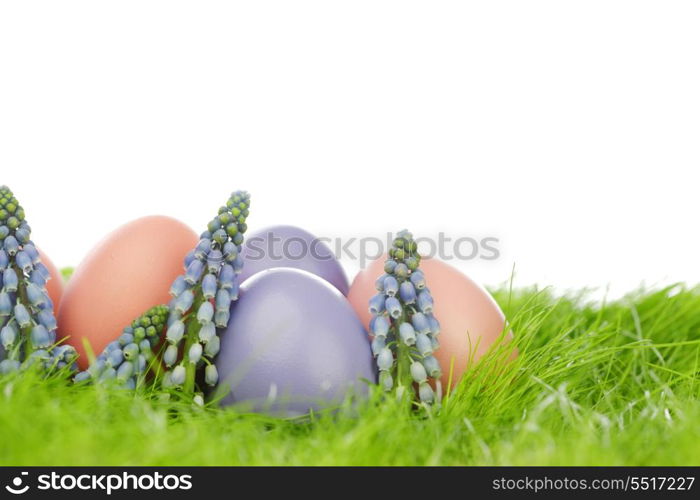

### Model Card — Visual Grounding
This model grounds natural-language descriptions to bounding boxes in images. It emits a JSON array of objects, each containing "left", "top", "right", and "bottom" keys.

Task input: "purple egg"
[
  {"left": 215, "top": 268, "right": 376, "bottom": 416},
  {"left": 239, "top": 225, "right": 349, "bottom": 295}
]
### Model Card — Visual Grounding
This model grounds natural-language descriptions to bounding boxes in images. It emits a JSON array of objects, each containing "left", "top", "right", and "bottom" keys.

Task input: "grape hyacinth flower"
[
  {"left": 0, "top": 185, "right": 77, "bottom": 374},
  {"left": 74, "top": 304, "right": 169, "bottom": 389},
  {"left": 368, "top": 230, "right": 443, "bottom": 407},
  {"left": 162, "top": 190, "right": 250, "bottom": 403}
]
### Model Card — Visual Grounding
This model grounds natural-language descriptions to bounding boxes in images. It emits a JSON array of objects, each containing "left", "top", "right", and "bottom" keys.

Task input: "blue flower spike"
[{"left": 367, "top": 229, "right": 443, "bottom": 408}]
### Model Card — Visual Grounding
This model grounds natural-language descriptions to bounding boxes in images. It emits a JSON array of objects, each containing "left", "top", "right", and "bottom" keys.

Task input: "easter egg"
[
  {"left": 37, "top": 247, "right": 64, "bottom": 310},
  {"left": 57, "top": 216, "right": 198, "bottom": 369},
  {"left": 238, "top": 225, "right": 349, "bottom": 295},
  {"left": 216, "top": 268, "right": 375, "bottom": 416},
  {"left": 348, "top": 257, "right": 514, "bottom": 388}
]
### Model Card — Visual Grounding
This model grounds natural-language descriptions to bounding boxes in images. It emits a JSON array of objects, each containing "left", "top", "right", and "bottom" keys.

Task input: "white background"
[{"left": 1, "top": 1, "right": 698, "bottom": 298}]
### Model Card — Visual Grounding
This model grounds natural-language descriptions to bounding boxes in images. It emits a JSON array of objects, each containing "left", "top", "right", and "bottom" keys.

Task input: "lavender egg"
[
  {"left": 215, "top": 268, "right": 375, "bottom": 416},
  {"left": 239, "top": 225, "right": 349, "bottom": 295}
]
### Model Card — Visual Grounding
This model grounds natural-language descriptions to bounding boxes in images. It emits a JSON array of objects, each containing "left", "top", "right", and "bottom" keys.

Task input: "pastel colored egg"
[
  {"left": 36, "top": 247, "right": 64, "bottom": 310},
  {"left": 238, "top": 225, "right": 349, "bottom": 295},
  {"left": 347, "top": 256, "right": 514, "bottom": 389},
  {"left": 57, "top": 216, "right": 198, "bottom": 369},
  {"left": 216, "top": 268, "right": 375, "bottom": 416}
]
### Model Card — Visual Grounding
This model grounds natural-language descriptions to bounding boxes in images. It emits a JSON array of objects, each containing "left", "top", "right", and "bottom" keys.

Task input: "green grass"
[{"left": 2, "top": 284, "right": 699, "bottom": 466}]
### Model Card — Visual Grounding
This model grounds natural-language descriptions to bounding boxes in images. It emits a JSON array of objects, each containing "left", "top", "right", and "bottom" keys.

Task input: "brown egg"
[
  {"left": 36, "top": 247, "right": 64, "bottom": 311},
  {"left": 57, "top": 216, "right": 198, "bottom": 369},
  {"left": 348, "top": 256, "right": 516, "bottom": 389}
]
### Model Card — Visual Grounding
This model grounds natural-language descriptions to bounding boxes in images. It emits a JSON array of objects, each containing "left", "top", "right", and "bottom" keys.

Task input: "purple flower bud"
[
  {"left": 215, "top": 289, "right": 230, "bottom": 311},
  {"left": 416, "top": 333, "right": 433, "bottom": 356},
  {"left": 422, "top": 355, "right": 442, "bottom": 378},
  {"left": 428, "top": 315, "right": 440, "bottom": 336},
  {"left": 377, "top": 347, "right": 394, "bottom": 371},
  {"left": 198, "top": 321, "right": 216, "bottom": 344},
  {"left": 30, "top": 325, "right": 51, "bottom": 348},
  {"left": 194, "top": 238, "right": 212, "bottom": 260},
  {"left": 232, "top": 254, "right": 244, "bottom": 274},
  {"left": 385, "top": 297, "right": 402, "bottom": 319},
  {"left": 74, "top": 371, "right": 91, "bottom": 383},
  {"left": 394, "top": 263, "right": 409, "bottom": 279},
  {"left": 383, "top": 276, "right": 399, "bottom": 297},
  {"left": 170, "top": 365, "right": 186, "bottom": 386},
  {"left": 185, "top": 259, "right": 204, "bottom": 285},
  {"left": 222, "top": 242, "right": 237, "bottom": 262},
  {"left": 197, "top": 301, "right": 214, "bottom": 324},
  {"left": 29, "top": 270, "right": 47, "bottom": 287},
  {"left": 205, "top": 364, "right": 218, "bottom": 386},
  {"left": 1, "top": 324, "right": 18, "bottom": 348},
  {"left": 0, "top": 292, "right": 12, "bottom": 316},
  {"left": 2, "top": 268, "right": 18, "bottom": 293},
  {"left": 22, "top": 243, "right": 40, "bottom": 264},
  {"left": 15, "top": 227, "right": 30, "bottom": 244},
  {"left": 35, "top": 262, "right": 50, "bottom": 279},
  {"left": 0, "top": 250, "right": 8, "bottom": 270},
  {"left": 411, "top": 361, "right": 428, "bottom": 383},
  {"left": 370, "top": 315, "right": 390, "bottom": 337},
  {"left": 174, "top": 289, "right": 194, "bottom": 314},
  {"left": 369, "top": 293, "right": 385, "bottom": 315},
  {"left": 14, "top": 304, "right": 31, "bottom": 328},
  {"left": 15, "top": 251, "right": 32, "bottom": 273},
  {"left": 107, "top": 348, "right": 124, "bottom": 367},
  {"left": 411, "top": 312, "right": 431, "bottom": 334},
  {"left": 371, "top": 335, "right": 386, "bottom": 356},
  {"left": 410, "top": 270, "right": 426, "bottom": 290},
  {"left": 204, "top": 335, "right": 220, "bottom": 357},
  {"left": 417, "top": 291, "right": 434, "bottom": 314},
  {"left": 214, "top": 308, "right": 230, "bottom": 328},
  {"left": 207, "top": 250, "right": 224, "bottom": 273},
  {"left": 184, "top": 249, "right": 196, "bottom": 267},
  {"left": 3, "top": 235, "right": 19, "bottom": 256},
  {"left": 399, "top": 281, "right": 417, "bottom": 304},
  {"left": 169, "top": 275, "right": 188, "bottom": 297},
  {"left": 384, "top": 260, "right": 397, "bottom": 274},
  {"left": 188, "top": 343, "right": 203, "bottom": 363},
  {"left": 163, "top": 344, "right": 178, "bottom": 367},
  {"left": 0, "top": 359, "right": 20, "bottom": 374},
  {"left": 418, "top": 382, "right": 435, "bottom": 403},
  {"left": 218, "top": 264, "right": 235, "bottom": 290},
  {"left": 123, "top": 343, "right": 139, "bottom": 360},
  {"left": 202, "top": 274, "right": 217, "bottom": 299},
  {"left": 399, "top": 323, "right": 416, "bottom": 346},
  {"left": 117, "top": 361, "right": 134, "bottom": 381},
  {"left": 26, "top": 283, "right": 47, "bottom": 307},
  {"left": 166, "top": 320, "right": 185, "bottom": 345}
]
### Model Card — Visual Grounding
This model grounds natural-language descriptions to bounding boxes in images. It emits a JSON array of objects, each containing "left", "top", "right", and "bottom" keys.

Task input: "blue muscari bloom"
[
  {"left": 383, "top": 276, "right": 399, "bottom": 297},
  {"left": 418, "top": 382, "right": 435, "bottom": 403},
  {"left": 369, "top": 293, "right": 385, "bottom": 315},
  {"left": 416, "top": 333, "right": 433, "bottom": 356},
  {"left": 29, "top": 269, "right": 47, "bottom": 287},
  {"left": 232, "top": 253, "right": 244, "bottom": 274},
  {"left": 0, "top": 359, "right": 20, "bottom": 374},
  {"left": 207, "top": 249, "right": 223, "bottom": 273},
  {"left": 228, "top": 280, "right": 240, "bottom": 301},
  {"left": 137, "top": 355, "right": 146, "bottom": 373},
  {"left": 212, "top": 229, "right": 227, "bottom": 245},
  {"left": 201, "top": 273, "right": 217, "bottom": 299},
  {"left": 107, "top": 349, "right": 124, "bottom": 367},
  {"left": 232, "top": 233, "right": 244, "bottom": 246},
  {"left": 3, "top": 235, "right": 19, "bottom": 256},
  {"left": 0, "top": 250, "right": 8, "bottom": 269},
  {"left": 188, "top": 343, "right": 203, "bottom": 363},
  {"left": 140, "top": 339, "right": 153, "bottom": 360},
  {"left": 39, "top": 295, "right": 54, "bottom": 312},
  {"left": 26, "top": 283, "right": 47, "bottom": 307},
  {"left": 215, "top": 289, "right": 230, "bottom": 311},
  {"left": 371, "top": 335, "right": 386, "bottom": 356},
  {"left": 394, "top": 263, "right": 409, "bottom": 279},
  {"left": 194, "top": 238, "right": 211, "bottom": 260},
  {"left": 14, "top": 304, "right": 31, "bottom": 328},
  {"left": 0, "top": 292, "right": 11, "bottom": 316},
  {"left": 105, "top": 341, "right": 121, "bottom": 352},
  {"left": 99, "top": 367, "right": 117, "bottom": 381},
  {"left": 214, "top": 308, "right": 230, "bottom": 328},
  {"left": 399, "top": 281, "right": 417, "bottom": 304},
  {"left": 428, "top": 315, "right": 440, "bottom": 336},
  {"left": 34, "top": 262, "right": 50, "bottom": 280},
  {"left": 222, "top": 241, "right": 237, "bottom": 262},
  {"left": 398, "top": 322, "right": 416, "bottom": 346},
  {"left": 15, "top": 250, "right": 32, "bottom": 272},
  {"left": 197, "top": 301, "right": 214, "bottom": 324},
  {"left": 417, "top": 290, "right": 434, "bottom": 313},
  {"left": 0, "top": 226, "right": 8, "bottom": 240},
  {"left": 207, "top": 217, "right": 222, "bottom": 233},
  {"left": 370, "top": 315, "right": 390, "bottom": 337},
  {"left": 411, "top": 312, "right": 431, "bottom": 334},
  {"left": 384, "top": 259, "right": 398, "bottom": 274},
  {"left": 117, "top": 362, "right": 134, "bottom": 381},
  {"left": 174, "top": 289, "right": 194, "bottom": 313},
  {"left": 23, "top": 243, "right": 40, "bottom": 263},
  {"left": 170, "top": 365, "right": 186, "bottom": 386},
  {"left": 410, "top": 361, "right": 428, "bottom": 383},
  {"left": 374, "top": 273, "right": 389, "bottom": 292},
  {"left": 422, "top": 355, "right": 442, "bottom": 378},
  {"left": 385, "top": 297, "right": 402, "bottom": 319},
  {"left": 2, "top": 268, "right": 18, "bottom": 293},
  {"left": 185, "top": 259, "right": 205, "bottom": 285},
  {"left": 163, "top": 344, "right": 178, "bottom": 367},
  {"left": 1, "top": 324, "right": 17, "bottom": 348},
  {"left": 184, "top": 249, "right": 196, "bottom": 268},
  {"left": 167, "top": 309, "right": 181, "bottom": 327},
  {"left": 377, "top": 347, "right": 394, "bottom": 371},
  {"left": 205, "top": 364, "right": 218, "bottom": 386},
  {"left": 119, "top": 332, "right": 134, "bottom": 345},
  {"left": 74, "top": 371, "right": 91, "bottom": 383},
  {"left": 379, "top": 370, "right": 393, "bottom": 391},
  {"left": 204, "top": 335, "right": 220, "bottom": 357},
  {"left": 123, "top": 343, "right": 139, "bottom": 360},
  {"left": 218, "top": 264, "right": 235, "bottom": 290},
  {"left": 15, "top": 228, "right": 30, "bottom": 244},
  {"left": 198, "top": 321, "right": 215, "bottom": 343},
  {"left": 124, "top": 377, "right": 136, "bottom": 390},
  {"left": 169, "top": 275, "right": 188, "bottom": 297},
  {"left": 166, "top": 320, "right": 185, "bottom": 345},
  {"left": 88, "top": 359, "right": 105, "bottom": 376},
  {"left": 200, "top": 230, "right": 212, "bottom": 240},
  {"left": 30, "top": 325, "right": 51, "bottom": 348},
  {"left": 410, "top": 270, "right": 426, "bottom": 289}
]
